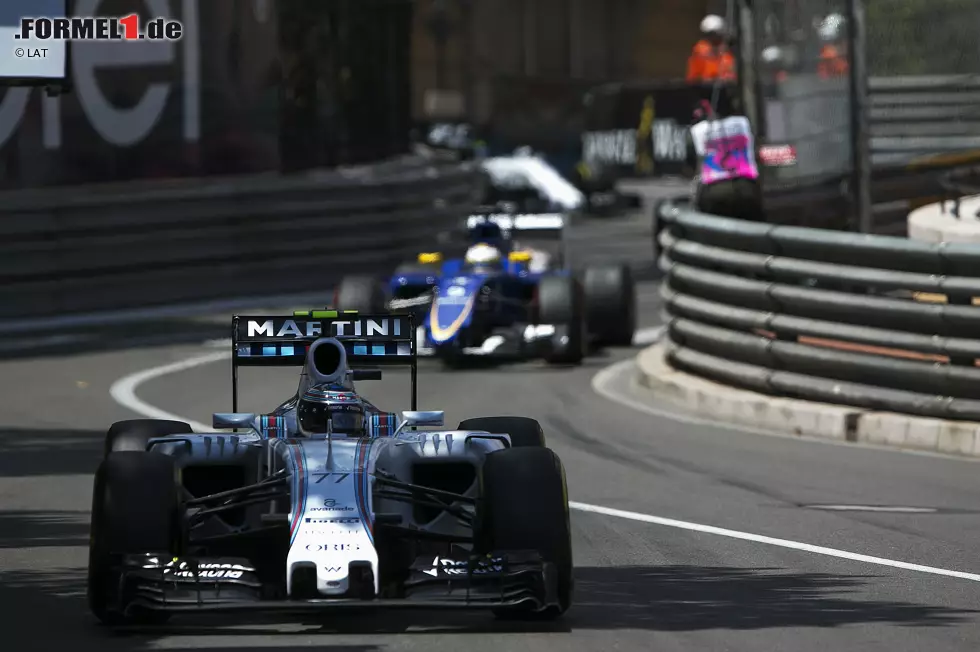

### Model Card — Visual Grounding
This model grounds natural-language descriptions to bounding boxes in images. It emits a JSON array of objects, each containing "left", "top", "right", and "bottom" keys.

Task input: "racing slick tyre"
[
  {"left": 457, "top": 416, "right": 546, "bottom": 448},
  {"left": 104, "top": 419, "right": 193, "bottom": 457},
  {"left": 335, "top": 275, "right": 387, "bottom": 313},
  {"left": 88, "top": 451, "right": 179, "bottom": 626},
  {"left": 583, "top": 264, "right": 636, "bottom": 347},
  {"left": 476, "top": 447, "right": 572, "bottom": 620},
  {"left": 536, "top": 276, "right": 586, "bottom": 365}
]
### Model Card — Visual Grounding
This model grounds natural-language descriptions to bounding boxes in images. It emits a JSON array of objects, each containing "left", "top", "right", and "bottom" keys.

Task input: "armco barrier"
[
  {"left": 0, "top": 157, "right": 483, "bottom": 321},
  {"left": 655, "top": 199, "right": 980, "bottom": 421},
  {"left": 869, "top": 76, "right": 980, "bottom": 168}
]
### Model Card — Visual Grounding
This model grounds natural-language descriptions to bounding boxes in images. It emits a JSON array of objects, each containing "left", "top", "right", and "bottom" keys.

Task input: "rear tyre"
[
  {"left": 583, "top": 264, "right": 636, "bottom": 347},
  {"left": 476, "top": 447, "right": 572, "bottom": 620},
  {"left": 88, "top": 452, "right": 178, "bottom": 626},
  {"left": 335, "top": 275, "right": 386, "bottom": 313},
  {"left": 104, "top": 419, "right": 192, "bottom": 457},
  {"left": 536, "top": 276, "right": 586, "bottom": 365},
  {"left": 457, "top": 416, "right": 545, "bottom": 448}
]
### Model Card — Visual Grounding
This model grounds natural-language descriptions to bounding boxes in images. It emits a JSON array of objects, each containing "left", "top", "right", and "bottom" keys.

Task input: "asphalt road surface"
[{"left": 3, "top": 211, "right": 980, "bottom": 651}]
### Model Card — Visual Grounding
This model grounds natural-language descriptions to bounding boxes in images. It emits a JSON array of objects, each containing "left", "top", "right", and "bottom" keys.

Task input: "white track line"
[
  {"left": 569, "top": 501, "right": 980, "bottom": 582},
  {"left": 107, "top": 333, "right": 980, "bottom": 585},
  {"left": 632, "top": 325, "right": 665, "bottom": 347},
  {"left": 109, "top": 352, "right": 227, "bottom": 432}
]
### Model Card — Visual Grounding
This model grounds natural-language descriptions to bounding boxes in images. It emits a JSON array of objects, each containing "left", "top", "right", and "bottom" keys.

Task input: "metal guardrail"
[
  {"left": 654, "top": 199, "right": 980, "bottom": 421},
  {"left": 0, "top": 157, "right": 484, "bottom": 322},
  {"left": 869, "top": 75, "right": 980, "bottom": 168}
]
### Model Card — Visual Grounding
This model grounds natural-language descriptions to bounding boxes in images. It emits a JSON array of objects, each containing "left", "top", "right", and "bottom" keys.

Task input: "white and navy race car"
[{"left": 87, "top": 312, "right": 572, "bottom": 625}]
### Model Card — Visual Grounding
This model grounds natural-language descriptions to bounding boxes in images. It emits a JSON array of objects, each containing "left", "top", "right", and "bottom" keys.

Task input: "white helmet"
[
  {"left": 761, "top": 46, "right": 782, "bottom": 63},
  {"left": 700, "top": 15, "right": 726, "bottom": 35},
  {"left": 818, "top": 13, "right": 844, "bottom": 41},
  {"left": 465, "top": 243, "right": 501, "bottom": 267}
]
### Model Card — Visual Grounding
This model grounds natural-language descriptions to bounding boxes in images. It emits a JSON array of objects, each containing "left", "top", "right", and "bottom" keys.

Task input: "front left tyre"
[{"left": 476, "top": 447, "right": 573, "bottom": 620}]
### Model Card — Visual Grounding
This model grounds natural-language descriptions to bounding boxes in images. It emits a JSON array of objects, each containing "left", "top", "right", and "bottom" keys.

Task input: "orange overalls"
[
  {"left": 818, "top": 44, "right": 849, "bottom": 78},
  {"left": 686, "top": 40, "right": 737, "bottom": 83}
]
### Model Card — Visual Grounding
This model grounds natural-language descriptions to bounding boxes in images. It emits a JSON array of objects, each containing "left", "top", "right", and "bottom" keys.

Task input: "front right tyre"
[
  {"left": 88, "top": 451, "right": 179, "bottom": 625},
  {"left": 457, "top": 416, "right": 546, "bottom": 448}
]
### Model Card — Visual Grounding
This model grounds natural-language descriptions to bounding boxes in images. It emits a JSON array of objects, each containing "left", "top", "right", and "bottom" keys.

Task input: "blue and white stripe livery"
[{"left": 282, "top": 437, "right": 379, "bottom": 597}]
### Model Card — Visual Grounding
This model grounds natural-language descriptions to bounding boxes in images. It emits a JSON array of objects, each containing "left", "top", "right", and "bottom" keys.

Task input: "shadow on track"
[
  {"left": 0, "top": 563, "right": 971, "bottom": 651},
  {"left": 0, "top": 426, "right": 104, "bottom": 477},
  {"left": 571, "top": 565, "right": 976, "bottom": 630},
  {"left": 0, "top": 510, "right": 91, "bottom": 549}
]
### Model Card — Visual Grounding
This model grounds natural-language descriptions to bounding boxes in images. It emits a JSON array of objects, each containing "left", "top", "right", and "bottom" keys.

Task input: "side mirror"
[
  {"left": 352, "top": 368, "right": 383, "bottom": 381},
  {"left": 213, "top": 413, "right": 257, "bottom": 429},
  {"left": 394, "top": 410, "right": 445, "bottom": 435}
]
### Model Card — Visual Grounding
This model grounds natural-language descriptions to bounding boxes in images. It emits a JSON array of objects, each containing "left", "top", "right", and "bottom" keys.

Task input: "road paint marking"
[
  {"left": 109, "top": 352, "right": 227, "bottom": 432},
  {"left": 569, "top": 501, "right": 980, "bottom": 582},
  {"left": 803, "top": 505, "right": 938, "bottom": 513},
  {"left": 109, "top": 334, "right": 980, "bottom": 585},
  {"left": 632, "top": 325, "right": 665, "bottom": 347}
]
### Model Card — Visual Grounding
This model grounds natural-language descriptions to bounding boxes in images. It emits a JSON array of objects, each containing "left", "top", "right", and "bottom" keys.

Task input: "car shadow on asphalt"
[
  {"left": 570, "top": 565, "right": 977, "bottom": 630},
  {"left": 0, "top": 426, "right": 104, "bottom": 477},
  {"left": 0, "top": 563, "right": 973, "bottom": 650}
]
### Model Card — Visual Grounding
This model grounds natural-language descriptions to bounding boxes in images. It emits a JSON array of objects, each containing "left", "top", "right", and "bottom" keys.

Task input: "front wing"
[{"left": 106, "top": 551, "right": 560, "bottom": 616}]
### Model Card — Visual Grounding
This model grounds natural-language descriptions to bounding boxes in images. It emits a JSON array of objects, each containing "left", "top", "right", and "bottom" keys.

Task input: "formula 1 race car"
[
  {"left": 335, "top": 210, "right": 636, "bottom": 367},
  {"left": 87, "top": 312, "right": 572, "bottom": 625}
]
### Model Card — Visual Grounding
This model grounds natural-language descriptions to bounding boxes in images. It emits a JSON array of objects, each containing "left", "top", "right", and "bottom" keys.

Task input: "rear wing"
[
  {"left": 467, "top": 213, "right": 568, "bottom": 267},
  {"left": 466, "top": 213, "right": 565, "bottom": 235},
  {"left": 231, "top": 311, "right": 417, "bottom": 411}
]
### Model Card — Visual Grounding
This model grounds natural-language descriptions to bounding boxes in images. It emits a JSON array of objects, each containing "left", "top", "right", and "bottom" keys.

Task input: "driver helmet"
[
  {"left": 818, "top": 13, "right": 844, "bottom": 41},
  {"left": 469, "top": 219, "right": 505, "bottom": 245},
  {"left": 464, "top": 242, "right": 502, "bottom": 269},
  {"left": 297, "top": 383, "right": 365, "bottom": 436},
  {"left": 700, "top": 14, "right": 726, "bottom": 36}
]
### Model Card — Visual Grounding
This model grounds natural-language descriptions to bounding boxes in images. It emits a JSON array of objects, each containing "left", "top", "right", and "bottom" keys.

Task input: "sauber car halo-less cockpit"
[{"left": 87, "top": 312, "right": 572, "bottom": 625}]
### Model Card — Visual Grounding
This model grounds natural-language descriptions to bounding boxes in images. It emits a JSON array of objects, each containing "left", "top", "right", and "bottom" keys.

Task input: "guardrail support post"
[{"left": 847, "top": 0, "right": 873, "bottom": 233}]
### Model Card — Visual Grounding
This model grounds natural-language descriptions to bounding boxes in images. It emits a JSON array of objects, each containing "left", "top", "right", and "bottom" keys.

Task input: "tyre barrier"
[
  {"left": 0, "top": 156, "right": 484, "bottom": 322},
  {"left": 655, "top": 199, "right": 980, "bottom": 421}
]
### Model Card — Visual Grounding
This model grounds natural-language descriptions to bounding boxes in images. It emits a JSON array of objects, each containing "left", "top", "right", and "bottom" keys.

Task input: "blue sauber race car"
[{"left": 335, "top": 210, "right": 636, "bottom": 366}]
